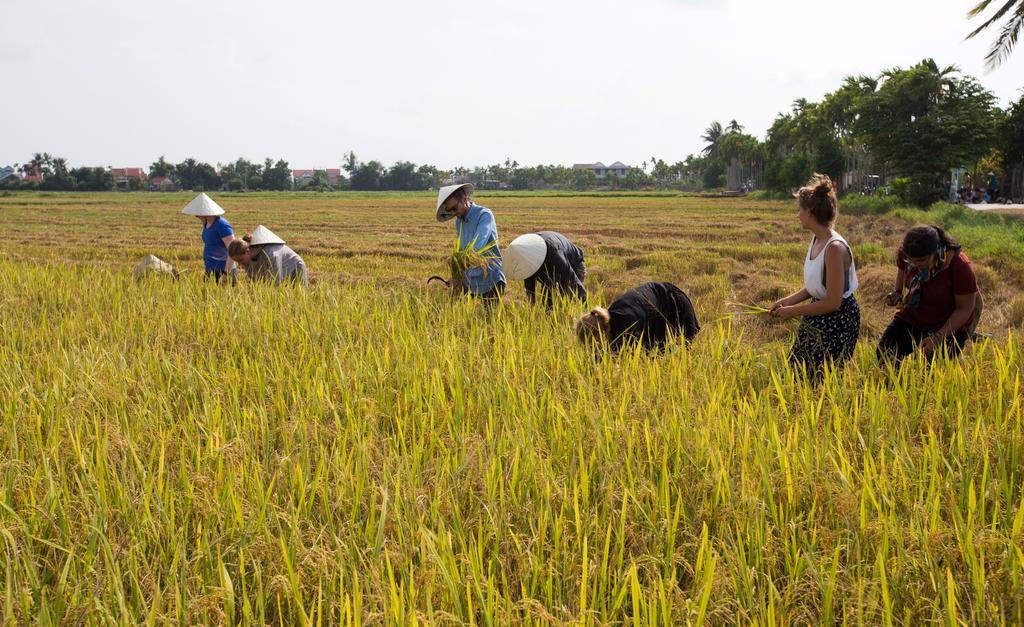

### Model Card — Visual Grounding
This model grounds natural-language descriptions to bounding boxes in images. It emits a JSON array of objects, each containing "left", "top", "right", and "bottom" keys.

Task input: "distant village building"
[
  {"left": 110, "top": 167, "right": 146, "bottom": 190},
  {"left": 292, "top": 168, "right": 343, "bottom": 187},
  {"left": 0, "top": 166, "right": 20, "bottom": 184},
  {"left": 148, "top": 176, "right": 177, "bottom": 191},
  {"left": 572, "top": 161, "right": 631, "bottom": 179},
  {"left": 17, "top": 163, "right": 43, "bottom": 184}
]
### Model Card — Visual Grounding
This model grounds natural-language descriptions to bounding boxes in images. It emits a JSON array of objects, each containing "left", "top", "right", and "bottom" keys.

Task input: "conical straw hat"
[
  {"left": 180, "top": 192, "right": 225, "bottom": 216},
  {"left": 248, "top": 225, "right": 285, "bottom": 245},
  {"left": 435, "top": 183, "right": 474, "bottom": 222},
  {"left": 133, "top": 254, "right": 178, "bottom": 279},
  {"left": 503, "top": 233, "right": 546, "bottom": 280}
]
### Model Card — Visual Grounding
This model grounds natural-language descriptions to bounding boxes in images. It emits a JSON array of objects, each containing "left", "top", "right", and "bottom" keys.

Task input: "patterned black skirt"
[{"left": 789, "top": 295, "right": 861, "bottom": 375}]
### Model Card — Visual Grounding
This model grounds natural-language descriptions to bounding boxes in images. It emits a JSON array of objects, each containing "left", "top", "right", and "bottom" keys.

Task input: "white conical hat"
[
  {"left": 435, "top": 183, "right": 474, "bottom": 222},
  {"left": 180, "top": 192, "right": 225, "bottom": 216},
  {"left": 248, "top": 225, "right": 285, "bottom": 246},
  {"left": 503, "top": 233, "right": 546, "bottom": 280},
  {"left": 133, "top": 254, "right": 178, "bottom": 279}
]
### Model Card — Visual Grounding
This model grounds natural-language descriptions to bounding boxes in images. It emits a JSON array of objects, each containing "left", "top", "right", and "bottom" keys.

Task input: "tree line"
[
  {"left": 698, "top": 58, "right": 1024, "bottom": 205},
  {"left": 4, "top": 59, "right": 1023, "bottom": 203}
]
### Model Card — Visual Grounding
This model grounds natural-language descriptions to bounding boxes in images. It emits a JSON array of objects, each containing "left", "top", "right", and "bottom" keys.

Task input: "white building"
[{"left": 572, "top": 161, "right": 631, "bottom": 179}]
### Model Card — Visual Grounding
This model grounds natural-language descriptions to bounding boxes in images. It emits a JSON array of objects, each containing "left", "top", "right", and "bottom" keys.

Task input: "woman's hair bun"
[{"left": 796, "top": 173, "right": 838, "bottom": 225}]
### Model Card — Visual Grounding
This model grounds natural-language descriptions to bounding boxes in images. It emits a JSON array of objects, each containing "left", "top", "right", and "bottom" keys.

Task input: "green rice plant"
[
  {"left": 726, "top": 301, "right": 772, "bottom": 316},
  {"left": 1, "top": 192, "right": 1023, "bottom": 624}
]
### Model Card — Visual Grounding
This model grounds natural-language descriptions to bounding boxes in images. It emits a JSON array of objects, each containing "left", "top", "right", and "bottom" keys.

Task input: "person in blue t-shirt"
[
  {"left": 434, "top": 183, "right": 505, "bottom": 302},
  {"left": 181, "top": 193, "right": 236, "bottom": 284}
]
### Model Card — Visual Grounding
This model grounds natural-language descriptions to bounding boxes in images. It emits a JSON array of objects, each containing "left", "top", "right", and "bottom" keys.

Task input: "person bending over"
[
  {"left": 228, "top": 225, "right": 308, "bottom": 286},
  {"left": 504, "top": 231, "right": 586, "bottom": 308},
  {"left": 576, "top": 282, "right": 699, "bottom": 351}
]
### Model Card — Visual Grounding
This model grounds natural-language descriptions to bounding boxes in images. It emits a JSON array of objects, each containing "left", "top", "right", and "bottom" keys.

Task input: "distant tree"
[
  {"left": 650, "top": 158, "right": 675, "bottom": 188},
  {"left": 262, "top": 158, "right": 292, "bottom": 191},
  {"left": 69, "top": 167, "right": 114, "bottom": 191},
  {"left": 342, "top": 151, "right": 359, "bottom": 177},
  {"left": 702, "top": 161, "right": 725, "bottom": 189},
  {"left": 965, "top": 0, "right": 1024, "bottom": 68},
  {"left": 383, "top": 161, "right": 423, "bottom": 190},
  {"left": 40, "top": 156, "right": 75, "bottom": 191},
  {"left": 855, "top": 59, "right": 1001, "bottom": 205},
  {"left": 175, "top": 158, "right": 221, "bottom": 191},
  {"left": 764, "top": 154, "right": 811, "bottom": 193},
  {"left": 349, "top": 160, "right": 384, "bottom": 190},
  {"left": 571, "top": 168, "right": 597, "bottom": 191},
  {"left": 726, "top": 119, "right": 744, "bottom": 133},
  {"left": 149, "top": 156, "right": 175, "bottom": 178},
  {"left": 309, "top": 170, "right": 331, "bottom": 191},
  {"left": 175, "top": 158, "right": 198, "bottom": 188},
  {"left": 760, "top": 80, "right": 872, "bottom": 194},
  {"left": 19, "top": 153, "right": 53, "bottom": 179},
  {"left": 218, "top": 158, "right": 262, "bottom": 190},
  {"left": 623, "top": 167, "right": 649, "bottom": 190},
  {"left": 1001, "top": 91, "right": 1024, "bottom": 165},
  {"left": 701, "top": 121, "right": 725, "bottom": 159}
]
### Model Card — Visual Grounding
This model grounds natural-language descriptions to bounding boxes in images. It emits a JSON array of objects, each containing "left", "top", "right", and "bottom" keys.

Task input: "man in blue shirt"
[{"left": 436, "top": 183, "right": 505, "bottom": 301}]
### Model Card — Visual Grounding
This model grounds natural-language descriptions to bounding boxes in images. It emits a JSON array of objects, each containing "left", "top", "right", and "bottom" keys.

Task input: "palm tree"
[
  {"left": 966, "top": 0, "right": 1024, "bottom": 68},
  {"left": 50, "top": 157, "right": 68, "bottom": 177},
  {"left": 726, "top": 119, "right": 744, "bottom": 134},
  {"left": 701, "top": 121, "right": 724, "bottom": 158}
]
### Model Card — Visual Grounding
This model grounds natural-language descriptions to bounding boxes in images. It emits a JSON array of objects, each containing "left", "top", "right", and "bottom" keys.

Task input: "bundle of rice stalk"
[
  {"left": 725, "top": 300, "right": 824, "bottom": 339},
  {"left": 726, "top": 301, "right": 772, "bottom": 316},
  {"left": 430, "top": 238, "right": 497, "bottom": 292}
]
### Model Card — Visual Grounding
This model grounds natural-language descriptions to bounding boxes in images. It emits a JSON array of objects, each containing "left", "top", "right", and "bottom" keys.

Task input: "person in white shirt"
[{"left": 770, "top": 174, "right": 860, "bottom": 378}]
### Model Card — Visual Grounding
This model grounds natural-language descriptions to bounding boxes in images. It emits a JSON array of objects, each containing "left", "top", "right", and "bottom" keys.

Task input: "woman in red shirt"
[{"left": 877, "top": 225, "right": 980, "bottom": 364}]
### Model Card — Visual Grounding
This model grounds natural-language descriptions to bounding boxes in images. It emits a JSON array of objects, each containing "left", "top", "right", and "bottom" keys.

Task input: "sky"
[{"left": 1, "top": 0, "right": 1022, "bottom": 170}]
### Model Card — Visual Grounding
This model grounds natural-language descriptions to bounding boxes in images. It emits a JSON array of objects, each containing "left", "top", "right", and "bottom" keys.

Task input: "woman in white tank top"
[{"left": 770, "top": 174, "right": 861, "bottom": 378}]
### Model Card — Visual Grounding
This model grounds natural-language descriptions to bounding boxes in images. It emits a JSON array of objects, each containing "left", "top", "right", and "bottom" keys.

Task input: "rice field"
[{"left": 1, "top": 191, "right": 1023, "bottom": 624}]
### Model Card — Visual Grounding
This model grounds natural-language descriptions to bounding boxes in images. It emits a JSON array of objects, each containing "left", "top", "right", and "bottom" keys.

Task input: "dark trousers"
[
  {"left": 205, "top": 269, "right": 238, "bottom": 285},
  {"left": 876, "top": 317, "right": 968, "bottom": 365},
  {"left": 205, "top": 269, "right": 225, "bottom": 282}
]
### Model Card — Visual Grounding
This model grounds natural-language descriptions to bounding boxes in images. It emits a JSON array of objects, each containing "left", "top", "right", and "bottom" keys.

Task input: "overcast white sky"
[{"left": 1, "top": 0, "right": 1021, "bottom": 170}]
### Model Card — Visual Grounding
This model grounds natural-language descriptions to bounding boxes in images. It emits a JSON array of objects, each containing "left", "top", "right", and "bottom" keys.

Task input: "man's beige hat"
[
  {"left": 181, "top": 192, "right": 225, "bottom": 216},
  {"left": 248, "top": 225, "right": 285, "bottom": 245},
  {"left": 503, "top": 233, "right": 547, "bottom": 280},
  {"left": 435, "top": 183, "right": 474, "bottom": 222}
]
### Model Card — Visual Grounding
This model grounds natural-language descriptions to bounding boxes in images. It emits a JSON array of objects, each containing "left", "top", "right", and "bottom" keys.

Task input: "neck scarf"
[{"left": 901, "top": 246, "right": 951, "bottom": 308}]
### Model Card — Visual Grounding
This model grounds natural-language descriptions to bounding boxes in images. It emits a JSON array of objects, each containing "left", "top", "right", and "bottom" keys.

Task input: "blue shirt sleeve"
[{"left": 215, "top": 218, "right": 234, "bottom": 240}]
